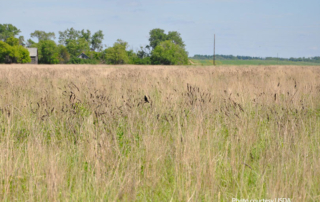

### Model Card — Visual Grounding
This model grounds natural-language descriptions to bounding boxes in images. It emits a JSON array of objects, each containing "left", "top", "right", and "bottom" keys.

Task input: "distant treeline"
[
  {"left": 191, "top": 54, "right": 320, "bottom": 63},
  {"left": 0, "top": 24, "right": 189, "bottom": 65}
]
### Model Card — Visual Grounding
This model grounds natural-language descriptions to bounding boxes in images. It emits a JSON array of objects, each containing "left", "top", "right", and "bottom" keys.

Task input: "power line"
[{"left": 213, "top": 34, "right": 216, "bottom": 66}]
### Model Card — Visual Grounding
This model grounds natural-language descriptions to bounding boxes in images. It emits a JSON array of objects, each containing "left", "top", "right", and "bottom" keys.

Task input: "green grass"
[{"left": 190, "top": 58, "right": 320, "bottom": 66}]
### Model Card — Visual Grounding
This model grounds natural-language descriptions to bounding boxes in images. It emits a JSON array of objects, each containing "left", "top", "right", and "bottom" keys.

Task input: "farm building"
[
  {"left": 78, "top": 53, "right": 89, "bottom": 59},
  {"left": 27, "top": 48, "right": 38, "bottom": 64}
]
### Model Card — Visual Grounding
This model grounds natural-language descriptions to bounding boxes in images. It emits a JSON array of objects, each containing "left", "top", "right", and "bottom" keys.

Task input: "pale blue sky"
[{"left": 1, "top": 0, "right": 319, "bottom": 58}]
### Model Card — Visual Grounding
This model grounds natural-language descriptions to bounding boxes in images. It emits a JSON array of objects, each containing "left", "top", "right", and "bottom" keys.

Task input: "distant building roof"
[
  {"left": 27, "top": 48, "right": 38, "bottom": 57},
  {"left": 78, "top": 53, "right": 89, "bottom": 59}
]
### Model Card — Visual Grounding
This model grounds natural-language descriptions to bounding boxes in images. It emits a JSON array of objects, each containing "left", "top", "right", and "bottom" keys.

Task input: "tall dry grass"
[{"left": 0, "top": 64, "right": 320, "bottom": 201}]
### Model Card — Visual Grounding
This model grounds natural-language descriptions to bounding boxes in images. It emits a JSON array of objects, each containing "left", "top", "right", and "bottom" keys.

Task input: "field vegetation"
[
  {"left": 0, "top": 65, "right": 320, "bottom": 201},
  {"left": 190, "top": 58, "right": 320, "bottom": 66}
]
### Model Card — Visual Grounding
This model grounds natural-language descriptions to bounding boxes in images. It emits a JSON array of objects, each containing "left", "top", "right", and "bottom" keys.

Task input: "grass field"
[
  {"left": 190, "top": 58, "right": 320, "bottom": 66},
  {"left": 1, "top": 64, "right": 320, "bottom": 201}
]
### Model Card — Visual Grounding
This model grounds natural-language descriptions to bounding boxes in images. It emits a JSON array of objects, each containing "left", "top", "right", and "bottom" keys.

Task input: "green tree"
[
  {"left": 86, "top": 50, "right": 102, "bottom": 60},
  {"left": 91, "top": 30, "right": 104, "bottom": 51},
  {"left": 57, "top": 45, "right": 70, "bottom": 63},
  {"left": 167, "top": 31, "right": 185, "bottom": 48},
  {"left": 149, "top": 28, "right": 167, "bottom": 49},
  {"left": 0, "top": 24, "right": 21, "bottom": 41},
  {"left": 0, "top": 41, "right": 12, "bottom": 63},
  {"left": 150, "top": 40, "right": 188, "bottom": 65},
  {"left": 137, "top": 46, "right": 150, "bottom": 59},
  {"left": 80, "top": 29, "right": 91, "bottom": 43},
  {"left": 18, "top": 36, "right": 25, "bottom": 46},
  {"left": 26, "top": 39, "right": 36, "bottom": 48},
  {"left": 105, "top": 39, "right": 129, "bottom": 64},
  {"left": 149, "top": 28, "right": 185, "bottom": 50},
  {"left": 59, "top": 28, "right": 80, "bottom": 45},
  {"left": 37, "top": 40, "right": 59, "bottom": 64},
  {"left": 6, "top": 37, "right": 19, "bottom": 46},
  {"left": 13, "top": 46, "right": 31, "bottom": 63},
  {"left": 59, "top": 28, "right": 104, "bottom": 52},
  {"left": 66, "top": 38, "right": 90, "bottom": 57},
  {"left": 30, "top": 30, "right": 56, "bottom": 42},
  {"left": 0, "top": 40, "right": 31, "bottom": 64}
]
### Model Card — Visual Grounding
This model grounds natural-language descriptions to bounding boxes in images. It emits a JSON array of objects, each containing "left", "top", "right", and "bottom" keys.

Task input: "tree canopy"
[
  {"left": 105, "top": 39, "right": 129, "bottom": 64},
  {"left": 80, "top": 29, "right": 91, "bottom": 43},
  {"left": 149, "top": 28, "right": 168, "bottom": 49},
  {"left": 58, "top": 28, "right": 80, "bottom": 45},
  {"left": 31, "top": 30, "right": 56, "bottom": 42},
  {"left": 0, "top": 24, "right": 21, "bottom": 41},
  {"left": 37, "top": 40, "right": 60, "bottom": 64},
  {"left": 167, "top": 31, "right": 185, "bottom": 48},
  {"left": 1, "top": 24, "right": 191, "bottom": 65},
  {"left": 91, "top": 30, "right": 104, "bottom": 51},
  {"left": 149, "top": 28, "right": 185, "bottom": 49},
  {"left": 148, "top": 28, "right": 188, "bottom": 65},
  {"left": 0, "top": 39, "right": 31, "bottom": 64},
  {"left": 58, "top": 28, "right": 104, "bottom": 52},
  {"left": 6, "top": 37, "right": 20, "bottom": 46},
  {"left": 151, "top": 40, "right": 189, "bottom": 65},
  {"left": 66, "top": 38, "right": 90, "bottom": 57}
]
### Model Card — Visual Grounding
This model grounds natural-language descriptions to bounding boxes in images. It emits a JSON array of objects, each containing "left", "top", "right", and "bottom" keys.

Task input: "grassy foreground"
[{"left": 0, "top": 65, "right": 320, "bottom": 201}]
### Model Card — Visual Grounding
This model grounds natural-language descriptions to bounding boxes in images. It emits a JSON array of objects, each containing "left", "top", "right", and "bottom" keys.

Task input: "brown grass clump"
[{"left": 0, "top": 64, "right": 320, "bottom": 201}]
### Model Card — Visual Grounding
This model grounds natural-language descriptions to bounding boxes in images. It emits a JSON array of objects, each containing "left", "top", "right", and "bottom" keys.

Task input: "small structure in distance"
[
  {"left": 27, "top": 48, "right": 38, "bottom": 64},
  {"left": 78, "top": 53, "right": 89, "bottom": 59}
]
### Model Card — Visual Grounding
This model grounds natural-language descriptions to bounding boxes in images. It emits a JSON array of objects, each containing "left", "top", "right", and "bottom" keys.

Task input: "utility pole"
[{"left": 213, "top": 34, "right": 216, "bottom": 66}]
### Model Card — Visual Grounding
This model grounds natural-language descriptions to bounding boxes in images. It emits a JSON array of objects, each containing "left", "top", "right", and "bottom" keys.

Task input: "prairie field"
[
  {"left": 1, "top": 64, "right": 320, "bottom": 201},
  {"left": 190, "top": 59, "right": 320, "bottom": 66}
]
